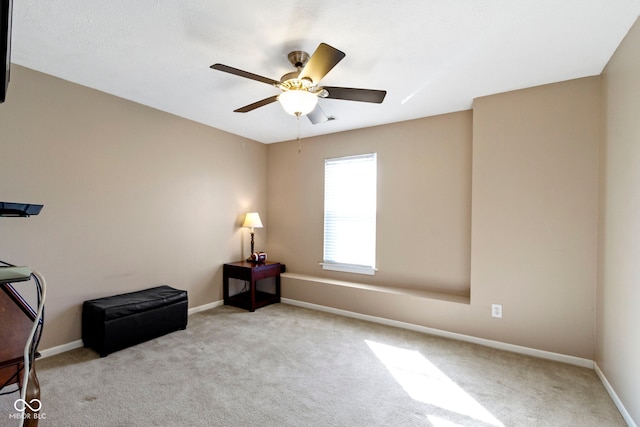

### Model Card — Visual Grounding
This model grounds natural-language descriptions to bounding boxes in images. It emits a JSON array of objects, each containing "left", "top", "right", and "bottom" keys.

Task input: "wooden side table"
[{"left": 223, "top": 261, "right": 282, "bottom": 312}]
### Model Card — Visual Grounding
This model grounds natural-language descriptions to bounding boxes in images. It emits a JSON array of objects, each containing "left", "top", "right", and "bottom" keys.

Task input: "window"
[{"left": 323, "top": 153, "right": 377, "bottom": 275}]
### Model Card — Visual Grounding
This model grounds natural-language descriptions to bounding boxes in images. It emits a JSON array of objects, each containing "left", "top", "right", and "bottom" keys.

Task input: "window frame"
[{"left": 322, "top": 153, "right": 378, "bottom": 276}]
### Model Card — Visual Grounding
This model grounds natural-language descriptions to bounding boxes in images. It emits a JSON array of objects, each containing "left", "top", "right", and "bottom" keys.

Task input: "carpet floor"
[{"left": 0, "top": 303, "right": 626, "bottom": 426}]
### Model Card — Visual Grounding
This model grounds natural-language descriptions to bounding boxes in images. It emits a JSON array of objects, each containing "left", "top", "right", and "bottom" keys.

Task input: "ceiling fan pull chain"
[{"left": 296, "top": 112, "right": 302, "bottom": 154}]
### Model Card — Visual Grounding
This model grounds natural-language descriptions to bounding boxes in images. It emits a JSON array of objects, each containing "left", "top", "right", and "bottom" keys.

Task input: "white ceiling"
[{"left": 11, "top": 1, "right": 640, "bottom": 144}]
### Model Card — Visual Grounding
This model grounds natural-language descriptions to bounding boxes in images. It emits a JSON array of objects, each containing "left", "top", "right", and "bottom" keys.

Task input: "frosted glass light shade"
[{"left": 278, "top": 90, "right": 318, "bottom": 116}]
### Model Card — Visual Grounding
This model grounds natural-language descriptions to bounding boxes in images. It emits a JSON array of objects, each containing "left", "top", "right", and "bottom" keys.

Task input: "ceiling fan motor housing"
[{"left": 281, "top": 50, "right": 315, "bottom": 90}]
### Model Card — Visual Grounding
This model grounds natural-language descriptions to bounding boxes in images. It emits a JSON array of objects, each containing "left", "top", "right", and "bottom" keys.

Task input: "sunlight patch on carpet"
[
  {"left": 366, "top": 340, "right": 504, "bottom": 426},
  {"left": 427, "top": 415, "right": 466, "bottom": 427}
]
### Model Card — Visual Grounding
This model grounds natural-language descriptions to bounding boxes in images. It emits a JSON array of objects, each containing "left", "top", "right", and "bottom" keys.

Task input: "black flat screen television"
[{"left": 1, "top": 0, "right": 12, "bottom": 103}]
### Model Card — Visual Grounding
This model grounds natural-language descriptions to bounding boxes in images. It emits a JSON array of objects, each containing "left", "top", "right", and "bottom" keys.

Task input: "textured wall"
[
  {"left": 0, "top": 65, "right": 267, "bottom": 349},
  {"left": 267, "top": 111, "right": 473, "bottom": 296},
  {"left": 269, "top": 76, "right": 601, "bottom": 359},
  {"left": 598, "top": 16, "right": 640, "bottom": 425},
  {"left": 471, "top": 77, "right": 600, "bottom": 357}
]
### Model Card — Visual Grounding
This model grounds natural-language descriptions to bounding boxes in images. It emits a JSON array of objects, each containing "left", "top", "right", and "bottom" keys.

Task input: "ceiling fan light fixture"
[
  {"left": 211, "top": 42, "right": 386, "bottom": 121},
  {"left": 278, "top": 90, "right": 318, "bottom": 116}
]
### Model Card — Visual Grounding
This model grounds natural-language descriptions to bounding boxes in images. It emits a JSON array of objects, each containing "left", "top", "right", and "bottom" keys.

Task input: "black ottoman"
[{"left": 82, "top": 285, "right": 188, "bottom": 357}]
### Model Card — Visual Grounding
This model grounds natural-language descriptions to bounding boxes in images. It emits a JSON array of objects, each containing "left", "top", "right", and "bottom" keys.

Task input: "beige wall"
[
  {"left": 0, "top": 66, "right": 267, "bottom": 349},
  {"left": 599, "top": 16, "right": 640, "bottom": 424},
  {"left": 269, "top": 77, "right": 601, "bottom": 359},
  {"left": 471, "top": 77, "right": 600, "bottom": 357},
  {"left": 267, "top": 112, "right": 473, "bottom": 296}
]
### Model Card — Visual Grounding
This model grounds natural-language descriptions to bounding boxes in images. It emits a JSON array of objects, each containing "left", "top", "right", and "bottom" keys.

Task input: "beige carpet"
[{"left": 0, "top": 304, "right": 626, "bottom": 426}]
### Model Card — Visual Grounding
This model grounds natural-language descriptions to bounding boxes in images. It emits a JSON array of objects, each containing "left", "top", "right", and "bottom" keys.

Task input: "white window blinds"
[{"left": 323, "top": 153, "right": 377, "bottom": 275}]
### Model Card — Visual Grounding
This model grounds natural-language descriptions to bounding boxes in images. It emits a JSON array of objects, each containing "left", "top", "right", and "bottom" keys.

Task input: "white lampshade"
[
  {"left": 278, "top": 90, "right": 318, "bottom": 116},
  {"left": 242, "top": 212, "right": 263, "bottom": 231}
]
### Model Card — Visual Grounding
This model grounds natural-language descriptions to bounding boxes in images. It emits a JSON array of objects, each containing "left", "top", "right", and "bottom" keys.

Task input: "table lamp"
[{"left": 242, "top": 212, "right": 263, "bottom": 256}]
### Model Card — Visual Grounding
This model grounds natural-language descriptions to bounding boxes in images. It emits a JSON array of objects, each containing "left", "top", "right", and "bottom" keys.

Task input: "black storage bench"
[{"left": 82, "top": 285, "right": 188, "bottom": 357}]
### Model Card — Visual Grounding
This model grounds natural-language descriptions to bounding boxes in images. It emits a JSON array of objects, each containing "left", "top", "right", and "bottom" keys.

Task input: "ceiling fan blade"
[
  {"left": 210, "top": 64, "right": 279, "bottom": 86},
  {"left": 234, "top": 95, "right": 279, "bottom": 113},
  {"left": 299, "top": 43, "right": 345, "bottom": 84},
  {"left": 323, "top": 86, "right": 387, "bottom": 103},
  {"left": 307, "top": 104, "right": 329, "bottom": 124}
]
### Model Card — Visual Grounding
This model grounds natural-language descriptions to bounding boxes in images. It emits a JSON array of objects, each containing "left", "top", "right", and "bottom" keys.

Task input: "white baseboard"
[
  {"left": 594, "top": 362, "right": 637, "bottom": 427},
  {"left": 39, "top": 299, "right": 594, "bottom": 369},
  {"left": 188, "top": 300, "right": 223, "bottom": 315},
  {"left": 39, "top": 339, "right": 84, "bottom": 359},
  {"left": 39, "top": 300, "right": 224, "bottom": 359},
  {"left": 282, "top": 298, "right": 594, "bottom": 369}
]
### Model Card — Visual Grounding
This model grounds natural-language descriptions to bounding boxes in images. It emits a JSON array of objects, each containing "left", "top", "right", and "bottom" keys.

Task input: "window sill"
[
  {"left": 320, "top": 263, "right": 377, "bottom": 276},
  {"left": 282, "top": 272, "right": 471, "bottom": 304}
]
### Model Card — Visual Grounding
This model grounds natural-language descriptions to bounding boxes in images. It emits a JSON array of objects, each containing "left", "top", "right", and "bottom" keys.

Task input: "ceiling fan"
[{"left": 210, "top": 43, "right": 387, "bottom": 124}]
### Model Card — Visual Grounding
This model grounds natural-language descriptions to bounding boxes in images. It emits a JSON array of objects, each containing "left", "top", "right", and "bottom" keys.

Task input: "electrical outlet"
[{"left": 492, "top": 304, "right": 503, "bottom": 318}]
